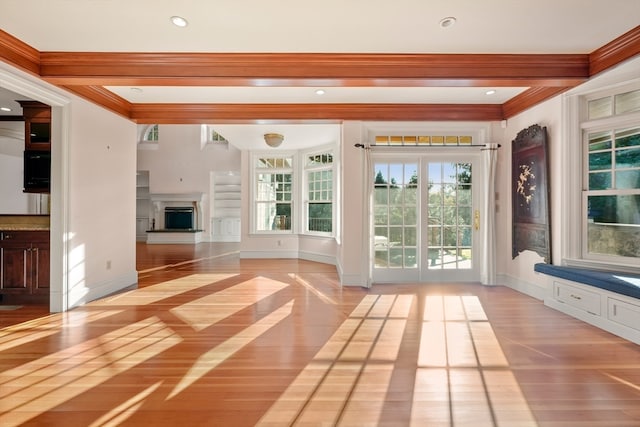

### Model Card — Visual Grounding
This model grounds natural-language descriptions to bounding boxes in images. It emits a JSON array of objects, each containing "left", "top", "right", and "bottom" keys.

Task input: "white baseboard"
[
  {"left": 67, "top": 270, "right": 138, "bottom": 309},
  {"left": 498, "top": 273, "right": 547, "bottom": 301},
  {"left": 240, "top": 250, "right": 299, "bottom": 259},
  {"left": 298, "top": 250, "right": 336, "bottom": 266}
]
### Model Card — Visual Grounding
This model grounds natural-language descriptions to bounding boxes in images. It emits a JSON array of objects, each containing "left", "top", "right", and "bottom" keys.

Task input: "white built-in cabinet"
[
  {"left": 212, "top": 172, "right": 241, "bottom": 242},
  {"left": 136, "top": 171, "right": 151, "bottom": 241}
]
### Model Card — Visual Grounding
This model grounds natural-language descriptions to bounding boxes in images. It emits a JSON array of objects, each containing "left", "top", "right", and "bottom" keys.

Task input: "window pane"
[
  {"left": 615, "top": 89, "right": 640, "bottom": 115},
  {"left": 404, "top": 248, "right": 417, "bottom": 268},
  {"left": 308, "top": 202, "right": 332, "bottom": 232},
  {"left": 404, "top": 227, "right": 417, "bottom": 246},
  {"left": 255, "top": 202, "right": 291, "bottom": 231},
  {"left": 588, "top": 96, "right": 612, "bottom": 119},
  {"left": 588, "top": 152, "right": 611, "bottom": 171},
  {"left": 616, "top": 170, "right": 640, "bottom": 189},
  {"left": 588, "top": 172, "right": 611, "bottom": 190},
  {"left": 615, "top": 146, "right": 640, "bottom": 170},
  {"left": 375, "top": 187, "right": 388, "bottom": 205},
  {"left": 389, "top": 227, "right": 403, "bottom": 246},
  {"left": 587, "top": 195, "right": 640, "bottom": 257},
  {"left": 588, "top": 131, "right": 612, "bottom": 151},
  {"left": 374, "top": 206, "right": 388, "bottom": 225},
  {"left": 588, "top": 195, "right": 640, "bottom": 225},
  {"left": 615, "top": 127, "right": 640, "bottom": 148}
]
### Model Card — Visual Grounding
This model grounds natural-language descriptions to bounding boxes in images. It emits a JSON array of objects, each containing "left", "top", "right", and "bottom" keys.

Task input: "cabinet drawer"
[
  {"left": 553, "top": 281, "right": 601, "bottom": 315},
  {"left": 608, "top": 298, "right": 640, "bottom": 332}
]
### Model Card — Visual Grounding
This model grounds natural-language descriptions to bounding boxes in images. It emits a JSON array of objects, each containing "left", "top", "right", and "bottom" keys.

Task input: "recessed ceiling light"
[
  {"left": 485, "top": 89, "right": 496, "bottom": 95},
  {"left": 439, "top": 16, "right": 457, "bottom": 28},
  {"left": 170, "top": 16, "right": 188, "bottom": 27},
  {"left": 315, "top": 89, "right": 325, "bottom": 96},
  {"left": 0, "top": 107, "right": 11, "bottom": 112}
]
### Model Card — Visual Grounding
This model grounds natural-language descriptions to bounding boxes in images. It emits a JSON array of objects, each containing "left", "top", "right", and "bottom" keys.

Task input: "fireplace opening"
[{"left": 164, "top": 207, "right": 195, "bottom": 230}]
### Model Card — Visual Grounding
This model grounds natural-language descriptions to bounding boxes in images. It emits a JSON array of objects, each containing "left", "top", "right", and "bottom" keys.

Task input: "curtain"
[
  {"left": 480, "top": 143, "right": 499, "bottom": 285},
  {"left": 362, "top": 144, "right": 374, "bottom": 288}
]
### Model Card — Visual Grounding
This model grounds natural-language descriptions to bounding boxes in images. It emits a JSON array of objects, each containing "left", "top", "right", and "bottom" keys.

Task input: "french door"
[{"left": 372, "top": 154, "right": 481, "bottom": 283}]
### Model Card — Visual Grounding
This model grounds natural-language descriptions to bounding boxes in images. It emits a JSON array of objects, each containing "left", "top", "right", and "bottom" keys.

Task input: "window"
[
  {"left": 582, "top": 87, "right": 640, "bottom": 261},
  {"left": 305, "top": 152, "right": 334, "bottom": 234},
  {"left": 254, "top": 156, "right": 293, "bottom": 232},
  {"left": 143, "top": 124, "right": 159, "bottom": 142}
]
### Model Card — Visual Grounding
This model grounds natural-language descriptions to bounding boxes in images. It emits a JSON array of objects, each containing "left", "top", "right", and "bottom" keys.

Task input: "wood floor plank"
[{"left": 0, "top": 242, "right": 638, "bottom": 426}]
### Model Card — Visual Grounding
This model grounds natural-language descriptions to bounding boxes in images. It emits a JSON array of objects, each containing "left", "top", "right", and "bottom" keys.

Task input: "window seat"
[
  {"left": 534, "top": 263, "right": 640, "bottom": 299},
  {"left": 534, "top": 263, "right": 640, "bottom": 345}
]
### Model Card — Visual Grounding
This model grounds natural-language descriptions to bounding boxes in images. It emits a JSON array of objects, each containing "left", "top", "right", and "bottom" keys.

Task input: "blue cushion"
[{"left": 534, "top": 263, "right": 640, "bottom": 300}]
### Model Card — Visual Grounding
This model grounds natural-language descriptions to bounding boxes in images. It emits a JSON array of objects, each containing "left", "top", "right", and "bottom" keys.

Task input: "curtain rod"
[{"left": 354, "top": 143, "right": 501, "bottom": 148}]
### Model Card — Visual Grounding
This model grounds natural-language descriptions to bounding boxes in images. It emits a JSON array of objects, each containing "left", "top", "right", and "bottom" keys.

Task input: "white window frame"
[
  {"left": 302, "top": 147, "right": 336, "bottom": 237},
  {"left": 564, "top": 80, "right": 640, "bottom": 270},
  {"left": 251, "top": 152, "right": 296, "bottom": 234}
]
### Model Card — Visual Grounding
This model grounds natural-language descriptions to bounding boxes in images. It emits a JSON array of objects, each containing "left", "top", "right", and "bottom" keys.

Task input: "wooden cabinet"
[
  {"left": 0, "top": 230, "right": 50, "bottom": 295},
  {"left": 18, "top": 100, "right": 51, "bottom": 151}
]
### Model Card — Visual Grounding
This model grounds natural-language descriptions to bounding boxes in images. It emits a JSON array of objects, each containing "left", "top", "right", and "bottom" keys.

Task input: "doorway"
[{"left": 372, "top": 153, "right": 481, "bottom": 283}]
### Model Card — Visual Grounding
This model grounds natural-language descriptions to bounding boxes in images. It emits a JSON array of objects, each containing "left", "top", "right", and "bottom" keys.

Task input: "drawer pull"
[{"left": 570, "top": 294, "right": 582, "bottom": 300}]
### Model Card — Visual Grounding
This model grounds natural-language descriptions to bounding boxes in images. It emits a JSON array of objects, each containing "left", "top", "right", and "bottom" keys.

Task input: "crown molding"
[
  {"left": 590, "top": 25, "right": 640, "bottom": 76},
  {"left": 0, "top": 29, "right": 40, "bottom": 76}
]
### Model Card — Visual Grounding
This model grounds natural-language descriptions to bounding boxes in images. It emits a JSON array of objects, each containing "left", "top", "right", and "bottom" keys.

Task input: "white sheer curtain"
[
  {"left": 362, "top": 144, "right": 374, "bottom": 288},
  {"left": 480, "top": 143, "right": 499, "bottom": 285}
]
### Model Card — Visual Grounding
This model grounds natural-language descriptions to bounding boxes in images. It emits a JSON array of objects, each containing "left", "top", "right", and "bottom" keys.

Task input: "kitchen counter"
[{"left": 0, "top": 215, "right": 50, "bottom": 231}]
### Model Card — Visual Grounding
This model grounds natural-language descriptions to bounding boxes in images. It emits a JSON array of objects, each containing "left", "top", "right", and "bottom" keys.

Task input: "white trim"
[
  {"left": 68, "top": 271, "right": 138, "bottom": 308},
  {"left": 0, "top": 62, "right": 73, "bottom": 313},
  {"left": 499, "top": 272, "right": 547, "bottom": 301}
]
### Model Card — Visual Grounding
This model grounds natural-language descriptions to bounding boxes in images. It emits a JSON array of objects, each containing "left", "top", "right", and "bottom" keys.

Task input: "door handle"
[{"left": 474, "top": 210, "right": 480, "bottom": 230}]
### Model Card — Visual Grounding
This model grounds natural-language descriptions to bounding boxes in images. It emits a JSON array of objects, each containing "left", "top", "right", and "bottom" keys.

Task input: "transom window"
[
  {"left": 374, "top": 134, "right": 473, "bottom": 146},
  {"left": 142, "top": 124, "right": 159, "bottom": 142}
]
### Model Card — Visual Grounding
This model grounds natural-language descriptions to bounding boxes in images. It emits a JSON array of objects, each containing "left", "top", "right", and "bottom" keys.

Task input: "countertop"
[{"left": 0, "top": 215, "right": 50, "bottom": 231}]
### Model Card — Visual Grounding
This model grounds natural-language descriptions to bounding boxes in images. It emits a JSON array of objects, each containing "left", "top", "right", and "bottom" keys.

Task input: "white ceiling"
[{"left": 1, "top": 0, "right": 639, "bottom": 149}]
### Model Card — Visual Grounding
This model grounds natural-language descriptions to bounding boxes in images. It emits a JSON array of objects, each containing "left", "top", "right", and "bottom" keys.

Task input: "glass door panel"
[
  {"left": 423, "top": 160, "right": 478, "bottom": 281},
  {"left": 373, "top": 162, "right": 419, "bottom": 281}
]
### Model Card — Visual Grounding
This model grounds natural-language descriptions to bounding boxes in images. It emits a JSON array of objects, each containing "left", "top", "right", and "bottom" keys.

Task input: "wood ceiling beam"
[
  {"left": 129, "top": 103, "right": 504, "bottom": 124},
  {"left": 38, "top": 52, "right": 589, "bottom": 87}
]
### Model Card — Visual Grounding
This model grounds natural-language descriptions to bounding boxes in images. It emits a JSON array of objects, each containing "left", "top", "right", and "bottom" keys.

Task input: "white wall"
[
  {"left": 0, "top": 153, "right": 30, "bottom": 213},
  {"left": 136, "top": 125, "right": 241, "bottom": 238},
  {"left": 65, "top": 93, "right": 138, "bottom": 307},
  {"left": 0, "top": 121, "right": 31, "bottom": 213}
]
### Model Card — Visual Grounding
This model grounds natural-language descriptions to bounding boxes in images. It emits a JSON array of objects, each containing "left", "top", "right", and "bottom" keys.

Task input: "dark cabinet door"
[
  {"left": 0, "top": 231, "right": 50, "bottom": 295},
  {"left": 32, "top": 241, "right": 50, "bottom": 294},
  {"left": 0, "top": 242, "right": 30, "bottom": 293}
]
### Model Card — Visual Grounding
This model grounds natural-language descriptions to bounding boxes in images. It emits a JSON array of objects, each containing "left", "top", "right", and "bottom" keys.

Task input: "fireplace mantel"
[{"left": 150, "top": 192, "right": 205, "bottom": 203}]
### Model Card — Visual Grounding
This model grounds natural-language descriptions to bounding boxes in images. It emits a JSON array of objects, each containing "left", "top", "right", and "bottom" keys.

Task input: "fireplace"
[
  {"left": 164, "top": 207, "right": 194, "bottom": 230},
  {"left": 147, "top": 192, "right": 206, "bottom": 244}
]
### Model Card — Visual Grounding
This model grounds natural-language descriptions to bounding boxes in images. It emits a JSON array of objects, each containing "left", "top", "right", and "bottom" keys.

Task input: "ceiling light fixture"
[
  {"left": 131, "top": 87, "right": 143, "bottom": 93},
  {"left": 485, "top": 89, "right": 496, "bottom": 95},
  {"left": 439, "top": 16, "right": 457, "bottom": 28},
  {"left": 0, "top": 107, "right": 11, "bottom": 112},
  {"left": 264, "top": 133, "right": 284, "bottom": 148},
  {"left": 170, "top": 16, "right": 188, "bottom": 27},
  {"left": 315, "top": 89, "right": 325, "bottom": 96}
]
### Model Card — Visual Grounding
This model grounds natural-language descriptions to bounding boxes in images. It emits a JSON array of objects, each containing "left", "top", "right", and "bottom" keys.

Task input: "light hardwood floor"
[{"left": 0, "top": 242, "right": 639, "bottom": 426}]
